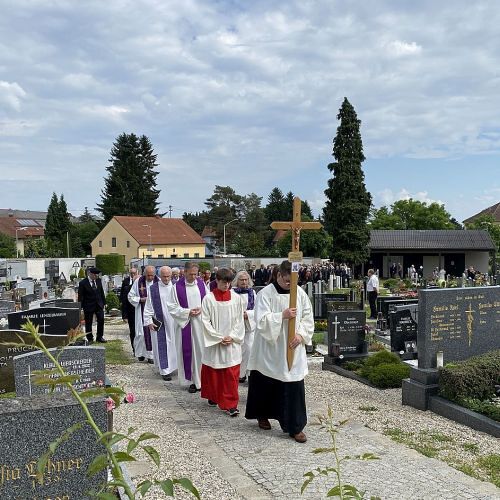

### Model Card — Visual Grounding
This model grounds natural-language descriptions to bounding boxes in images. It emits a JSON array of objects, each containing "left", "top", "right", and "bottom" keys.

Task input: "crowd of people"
[{"left": 92, "top": 260, "right": 315, "bottom": 443}]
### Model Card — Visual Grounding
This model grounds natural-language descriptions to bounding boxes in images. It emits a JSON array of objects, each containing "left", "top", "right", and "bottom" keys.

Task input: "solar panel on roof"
[{"left": 16, "top": 219, "right": 39, "bottom": 226}]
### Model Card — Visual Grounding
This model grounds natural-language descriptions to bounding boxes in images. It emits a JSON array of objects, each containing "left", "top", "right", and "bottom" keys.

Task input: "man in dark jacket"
[
  {"left": 120, "top": 267, "right": 138, "bottom": 353},
  {"left": 78, "top": 266, "right": 106, "bottom": 343}
]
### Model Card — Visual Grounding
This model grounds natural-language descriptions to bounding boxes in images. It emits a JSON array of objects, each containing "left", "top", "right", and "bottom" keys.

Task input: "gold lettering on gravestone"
[{"left": 465, "top": 302, "right": 475, "bottom": 347}]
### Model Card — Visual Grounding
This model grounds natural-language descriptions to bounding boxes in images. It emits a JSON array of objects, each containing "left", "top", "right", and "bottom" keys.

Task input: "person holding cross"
[{"left": 245, "top": 260, "right": 314, "bottom": 443}]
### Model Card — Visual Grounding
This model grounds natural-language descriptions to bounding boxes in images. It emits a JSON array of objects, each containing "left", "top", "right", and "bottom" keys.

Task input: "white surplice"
[
  {"left": 128, "top": 278, "right": 154, "bottom": 360},
  {"left": 167, "top": 280, "right": 207, "bottom": 389},
  {"left": 143, "top": 280, "right": 177, "bottom": 376},
  {"left": 201, "top": 290, "right": 245, "bottom": 369},
  {"left": 247, "top": 283, "right": 314, "bottom": 382},
  {"left": 238, "top": 292, "right": 256, "bottom": 378}
]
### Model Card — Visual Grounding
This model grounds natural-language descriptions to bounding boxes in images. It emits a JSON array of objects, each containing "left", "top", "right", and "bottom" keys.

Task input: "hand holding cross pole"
[{"left": 270, "top": 196, "right": 322, "bottom": 370}]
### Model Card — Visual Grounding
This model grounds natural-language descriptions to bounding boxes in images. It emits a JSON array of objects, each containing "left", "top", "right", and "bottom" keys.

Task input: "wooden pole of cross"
[{"left": 270, "top": 196, "right": 322, "bottom": 370}]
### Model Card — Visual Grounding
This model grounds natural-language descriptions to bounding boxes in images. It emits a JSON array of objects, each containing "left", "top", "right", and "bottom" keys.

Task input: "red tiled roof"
[
  {"left": 201, "top": 226, "right": 217, "bottom": 238},
  {"left": 463, "top": 201, "right": 500, "bottom": 224},
  {"left": 0, "top": 218, "right": 44, "bottom": 238},
  {"left": 114, "top": 216, "right": 205, "bottom": 245}
]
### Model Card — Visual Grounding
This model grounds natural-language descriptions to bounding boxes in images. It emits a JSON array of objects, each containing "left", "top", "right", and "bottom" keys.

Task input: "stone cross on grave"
[
  {"left": 332, "top": 315, "right": 340, "bottom": 341},
  {"left": 271, "top": 196, "right": 322, "bottom": 370}
]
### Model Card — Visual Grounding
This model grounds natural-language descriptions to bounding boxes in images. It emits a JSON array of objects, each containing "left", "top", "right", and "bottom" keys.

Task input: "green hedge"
[
  {"left": 366, "top": 363, "right": 410, "bottom": 388},
  {"left": 95, "top": 254, "right": 126, "bottom": 275},
  {"left": 105, "top": 292, "right": 120, "bottom": 313},
  {"left": 439, "top": 350, "right": 500, "bottom": 402},
  {"left": 359, "top": 350, "right": 400, "bottom": 378},
  {"left": 197, "top": 261, "right": 211, "bottom": 273}
]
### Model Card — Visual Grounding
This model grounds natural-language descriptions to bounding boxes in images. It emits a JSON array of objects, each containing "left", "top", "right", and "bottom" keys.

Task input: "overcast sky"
[{"left": 1, "top": 0, "right": 499, "bottom": 223}]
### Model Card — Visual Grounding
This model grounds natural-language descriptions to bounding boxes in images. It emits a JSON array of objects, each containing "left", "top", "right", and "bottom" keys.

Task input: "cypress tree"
[
  {"left": 323, "top": 98, "right": 372, "bottom": 264},
  {"left": 97, "top": 133, "right": 161, "bottom": 223}
]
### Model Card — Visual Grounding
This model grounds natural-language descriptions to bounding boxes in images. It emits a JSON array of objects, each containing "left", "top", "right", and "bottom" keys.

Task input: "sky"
[{"left": 1, "top": 0, "right": 499, "bottom": 224}]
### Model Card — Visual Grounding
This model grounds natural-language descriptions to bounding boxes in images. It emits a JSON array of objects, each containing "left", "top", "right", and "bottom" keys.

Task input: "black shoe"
[
  {"left": 138, "top": 356, "right": 145, "bottom": 362},
  {"left": 162, "top": 375, "right": 172, "bottom": 381},
  {"left": 147, "top": 359, "right": 154, "bottom": 364},
  {"left": 239, "top": 376, "right": 247, "bottom": 383},
  {"left": 208, "top": 400, "right": 217, "bottom": 407},
  {"left": 227, "top": 408, "right": 240, "bottom": 417},
  {"left": 96, "top": 338, "right": 107, "bottom": 343},
  {"left": 188, "top": 384, "right": 197, "bottom": 394}
]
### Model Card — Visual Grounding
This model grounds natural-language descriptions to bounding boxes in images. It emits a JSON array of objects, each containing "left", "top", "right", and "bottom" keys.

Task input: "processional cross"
[{"left": 270, "top": 196, "right": 322, "bottom": 370}]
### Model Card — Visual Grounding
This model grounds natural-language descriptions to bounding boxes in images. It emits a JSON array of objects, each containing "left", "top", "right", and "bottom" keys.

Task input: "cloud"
[
  {"left": 0, "top": 81, "right": 26, "bottom": 111},
  {"left": 376, "top": 188, "right": 444, "bottom": 208},
  {"left": 385, "top": 40, "right": 422, "bottom": 57}
]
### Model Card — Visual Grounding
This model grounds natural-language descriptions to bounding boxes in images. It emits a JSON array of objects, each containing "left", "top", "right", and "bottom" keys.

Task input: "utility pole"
[{"left": 168, "top": 205, "right": 173, "bottom": 218}]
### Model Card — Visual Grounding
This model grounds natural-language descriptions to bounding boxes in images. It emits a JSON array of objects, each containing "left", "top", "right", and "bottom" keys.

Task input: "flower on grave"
[
  {"left": 97, "top": 379, "right": 104, "bottom": 387},
  {"left": 106, "top": 397, "right": 116, "bottom": 412},
  {"left": 123, "top": 393, "right": 136, "bottom": 404},
  {"left": 0, "top": 318, "right": 8, "bottom": 328}
]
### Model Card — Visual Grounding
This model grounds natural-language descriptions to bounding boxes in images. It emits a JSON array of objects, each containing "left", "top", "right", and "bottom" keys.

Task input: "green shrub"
[
  {"left": 359, "top": 350, "right": 400, "bottom": 378},
  {"left": 78, "top": 267, "right": 86, "bottom": 278},
  {"left": 344, "top": 360, "right": 365, "bottom": 372},
  {"left": 105, "top": 292, "right": 120, "bottom": 313},
  {"left": 439, "top": 350, "right": 500, "bottom": 402},
  {"left": 198, "top": 261, "right": 211, "bottom": 273},
  {"left": 95, "top": 254, "right": 125, "bottom": 275},
  {"left": 458, "top": 398, "right": 500, "bottom": 422},
  {"left": 366, "top": 362, "right": 410, "bottom": 388},
  {"left": 382, "top": 278, "right": 399, "bottom": 290}
]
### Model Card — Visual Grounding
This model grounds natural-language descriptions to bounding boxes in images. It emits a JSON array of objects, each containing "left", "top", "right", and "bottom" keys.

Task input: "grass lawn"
[{"left": 104, "top": 339, "right": 133, "bottom": 365}]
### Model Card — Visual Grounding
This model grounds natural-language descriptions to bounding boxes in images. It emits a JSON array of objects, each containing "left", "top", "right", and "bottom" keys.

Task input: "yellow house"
[{"left": 91, "top": 216, "right": 205, "bottom": 263}]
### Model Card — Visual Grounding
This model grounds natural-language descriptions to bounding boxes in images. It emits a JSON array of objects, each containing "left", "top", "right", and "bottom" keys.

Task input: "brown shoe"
[
  {"left": 292, "top": 432, "right": 307, "bottom": 443},
  {"left": 258, "top": 419, "right": 271, "bottom": 430}
]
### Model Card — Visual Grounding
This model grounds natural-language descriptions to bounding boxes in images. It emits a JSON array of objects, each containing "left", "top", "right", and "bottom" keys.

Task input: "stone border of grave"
[
  {"left": 322, "top": 362, "right": 379, "bottom": 389},
  {"left": 427, "top": 396, "right": 500, "bottom": 438}
]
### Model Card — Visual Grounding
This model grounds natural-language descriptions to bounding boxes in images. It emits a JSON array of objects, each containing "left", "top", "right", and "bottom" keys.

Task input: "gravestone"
[
  {"left": 417, "top": 286, "right": 500, "bottom": 368},
  {"left": 389, "top": 305, "right": 418, "bottom": 359},
  {"left": 8, "top": 307, "right": 80, "bottom": 333},
  {"left": 403, "top": 286, "right": 500, "bottom": 411},
  {"left": 327, "top": 301, "right": 361, "bottom": 312},
  {"left": 41, "top": 299, "right": 80, "bottom": 310},
  {"left": 0, "top": 393, "right": 107, "bottom": 498},
  {"left": 0, "top": 330, "right": 68, "bottom": 394},
  {"left": 14, "top": 346, "right": 105, "bottom": 396},
  {"left": 0, "top": 300, "right": 15, "bottom": 323},
  {"left": 20, "top": 293, "right": 36, "bottom": 310},
  {"left": 325, "top": 310, "right": 367, "bottom": 360},
  {"left": 18, "top": 279, "right": 34, "bottom": 295}
]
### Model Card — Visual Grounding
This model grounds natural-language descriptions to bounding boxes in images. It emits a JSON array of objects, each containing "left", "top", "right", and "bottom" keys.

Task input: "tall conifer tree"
[
  {"left": 97, "top": 133, "right": 160, "bottom": 223},
  {"left": 323, "top": 98, "right": 372, "bottom": 264}
]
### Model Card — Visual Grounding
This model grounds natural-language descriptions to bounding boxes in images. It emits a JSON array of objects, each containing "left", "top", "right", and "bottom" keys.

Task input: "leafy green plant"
[
  {"left": 105, "top": 292, "right": 120, "bottom": 313},
  {"left": 1, "top": 321, "right": 199, "bottom": 499},
  {"left": 96, "top": 254, "right": 126, "bottom": 275},
  {"left": 365, "top": 363, "right": 410, "bottom": 389},
  {"left": 359, "top": 350, "right": 400, "bottom": 378},
  {"left": 302, "top": 405, "right": 379, "bottom": 499}
]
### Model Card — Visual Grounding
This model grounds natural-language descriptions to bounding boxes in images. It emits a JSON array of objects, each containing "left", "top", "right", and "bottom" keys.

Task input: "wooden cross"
[{"left": 271, "top": 196, "right": 322, "bottom": 370}]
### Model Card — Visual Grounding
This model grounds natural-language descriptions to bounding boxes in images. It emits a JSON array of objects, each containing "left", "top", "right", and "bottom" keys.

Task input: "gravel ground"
[{"left": 104, "top": 321, "right": 499, "bottom": 499}]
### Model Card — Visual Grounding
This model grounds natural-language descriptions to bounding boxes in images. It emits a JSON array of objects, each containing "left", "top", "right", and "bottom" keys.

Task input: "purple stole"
[
  {"left": 175, "top": 277, "right": 206, "bottom": 381},
  {"left": 149, "top": 282, "right": 169, "bottom": 370},
  {"left": 233, "top": 287, "right": 255, "bottom": 310},
  {"left": 138, "top": 275, "right": 158, "bottom": 351}
]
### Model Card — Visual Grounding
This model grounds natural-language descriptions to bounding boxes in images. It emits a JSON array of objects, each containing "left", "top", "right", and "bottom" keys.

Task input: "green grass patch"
[
  {"left": 478, "top": 454, "right": 500, "bottom": 487},
  {"left": 462, "top": 443, "right": 480, "bottom": 454},
  {"left": 105, "top": 339, "right": 132, "bottom": 365},
  {"left": 358, "top": 405, "right": 379, "bottom": 412},
  {"left": 425, "top": 431, "right": 455, "bottom": 444},
  {"left": 0, "top": 392, "right": 16, "bottom": 399},
  {"left": 312, "top": 332, "right": 326, "bottom": 345}
]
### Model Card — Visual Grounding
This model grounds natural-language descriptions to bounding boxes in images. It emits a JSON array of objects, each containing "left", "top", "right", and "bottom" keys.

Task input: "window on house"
[
  {"left": 170, "top": 254, "right": 177, "bottom": 258},
  {"left": 183, "top": 253, "right": 189, "bottom": 258},
  {"left": 111, "top": 237, "right": 117, "bottom": 247},
  {"left": 126, "top": 240, "right": 130, "bottom": 248},
  {"left": 194, "top": 253, "right": 200, "bottom": 258},
  {"left": 99, "top": 240, "right": 102, "bottom": 247},
  {"left": 157, "top": 254, "right": 164, "bottom": 258}
]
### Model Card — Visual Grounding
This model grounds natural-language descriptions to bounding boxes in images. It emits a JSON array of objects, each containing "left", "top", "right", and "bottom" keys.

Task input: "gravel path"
[{"left": 105, "top": 322, "right": 499, "bottom": 499}]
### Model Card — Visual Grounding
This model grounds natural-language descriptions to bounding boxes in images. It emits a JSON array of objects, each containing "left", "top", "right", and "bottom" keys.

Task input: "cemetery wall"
[
  {"left": 26, "top": 259, "right": 46, "bottom": 280},
  {"left": 464, "top": 252, "right": 489, "bottom": 274}
]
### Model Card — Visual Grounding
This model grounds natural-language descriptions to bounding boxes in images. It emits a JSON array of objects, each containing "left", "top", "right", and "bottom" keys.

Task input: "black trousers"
[
  {"left": 368, "top": 290, "right": 378, "bottom": 319},
  {"left": 126, "top": 313, "right": 136, "bottom": 353},
  {"left": 84, "top": 308, "right": 104, "bottom": 341}
]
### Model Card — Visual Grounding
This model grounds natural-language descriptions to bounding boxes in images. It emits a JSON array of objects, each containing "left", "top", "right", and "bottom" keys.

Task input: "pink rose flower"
[
  {"left": 123, "top": 393, "right": 136, "bottom": 404},
  {"left": 106, "top": 397, "right": 116, "bottom": 412}
]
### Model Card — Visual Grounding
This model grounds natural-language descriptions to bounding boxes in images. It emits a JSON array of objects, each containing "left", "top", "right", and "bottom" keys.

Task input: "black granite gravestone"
[
  {"left": 327, "top": 301, "right": 361, "bottom": 312},
  {"left": 20, "top": 293, "right": 36, "bottom": 310},
  {"left": 14, "top": 346, "right": 106, "bottom": 396},
  {"left": 41, "top": 299, "right": 80, "bottom": 310},
  {"left": 389, "top": 306, "right": 418, "bottom": 358},
  {"left": 0, "top": 330, "right": 68, "bottom": 394},
  {"left": 0, "top": 393, "right": 107, "bottom": 498},
  {"left": 417, "top": 286, "right": 500, "bottom": 368},
  {"left": 8, "top": 306, "right": 80, "bottom": 333},
  {"left": 326, "top": 310, "right": 367, "bottom": 358},
  {"left": 0, "top": 300, "right": 15, "bottom": 322}
]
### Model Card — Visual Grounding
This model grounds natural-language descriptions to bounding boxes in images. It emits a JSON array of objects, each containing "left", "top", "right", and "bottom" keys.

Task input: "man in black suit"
[
  {"left": 254, "top": 264, "right": 265, "bottom": 286},
  {"left": 78, "top": 266, "right": 107, "bottom": 343},
  {"left": 120, "top": 267, "right": 138, "bottom": 353}
]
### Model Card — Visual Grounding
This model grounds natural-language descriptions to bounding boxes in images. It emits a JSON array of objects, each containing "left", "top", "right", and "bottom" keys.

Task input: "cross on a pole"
[{"left": 270, "top": 196, "right": 322, "bottom": 370}]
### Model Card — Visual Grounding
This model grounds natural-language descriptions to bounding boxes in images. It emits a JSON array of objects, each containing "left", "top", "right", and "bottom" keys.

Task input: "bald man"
[
  {"left": 143, "top": 266, "right": 177, "bottom": 380},
  {"left": 128, "top": 265, "right": 158, "bottom": 362}
]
